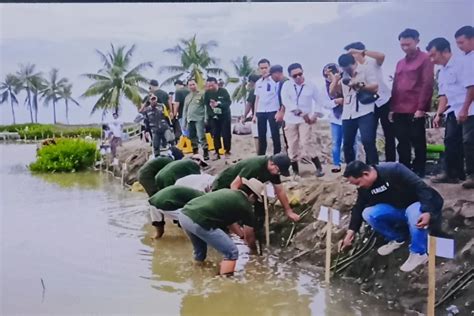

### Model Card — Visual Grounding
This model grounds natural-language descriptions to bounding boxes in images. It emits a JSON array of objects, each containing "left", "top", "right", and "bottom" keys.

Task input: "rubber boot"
[
  {"left": 312, "top": 156, "right": 325, "bottom": 177},
  {"left": 203, "top": 149, "right": 210, "bottom": 161},
  {"left": 291, "top": 161, "right": 299, "bottom": 176}
]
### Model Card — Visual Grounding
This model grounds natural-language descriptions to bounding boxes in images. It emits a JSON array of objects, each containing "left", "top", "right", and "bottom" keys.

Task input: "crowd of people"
[{"left": 127, "top": 25, "right": 473, "bottom": 276}]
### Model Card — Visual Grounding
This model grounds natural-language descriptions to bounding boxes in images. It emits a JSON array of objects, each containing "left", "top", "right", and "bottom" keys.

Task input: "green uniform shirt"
[
  {"left": 155, "top": 159, "right": 201, "bottom": 190},
  {"left": 203, "top": 87, "right": 232, "bottom": 120},
  {"left": 182, "top": 189, "right": 256, "bottom": 229},
  {"left": 174, "top": 87, "right": 190, "bottom": 118},
  {"left": 212, "top": 156, "right": 281, "bottom": 191},
  {"left": 183, "top": 91, "right": 205, "bottom": 123},
  {"left": 148, "top": 185, "right": 204, "bottom": 211},
  {"left": 137, "top": 156, "right": 173, "bottom": 196}
]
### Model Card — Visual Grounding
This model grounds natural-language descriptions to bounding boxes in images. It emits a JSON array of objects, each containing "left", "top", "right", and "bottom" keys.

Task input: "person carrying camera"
[
  {"left": 331, "top": 53, "right": 379, "bottom": 165},
  {"left": 140, "top": 95, "right": 173, "bottom": 157}
]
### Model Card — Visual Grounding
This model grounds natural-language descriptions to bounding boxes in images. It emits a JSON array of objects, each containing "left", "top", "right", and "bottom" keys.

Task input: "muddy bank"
[{"left": 112, "top": 123, "right": 471, "bottom": 315}]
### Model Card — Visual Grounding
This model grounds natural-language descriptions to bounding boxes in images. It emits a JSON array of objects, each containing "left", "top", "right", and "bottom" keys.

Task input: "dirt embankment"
[{"left": 111, "top": 123, "right": 473, "bottom": 315}]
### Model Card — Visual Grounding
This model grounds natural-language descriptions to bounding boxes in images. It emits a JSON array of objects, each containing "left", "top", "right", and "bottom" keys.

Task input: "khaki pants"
[{"left": 284, "top": 122, "right": 318, "bottom": 161}]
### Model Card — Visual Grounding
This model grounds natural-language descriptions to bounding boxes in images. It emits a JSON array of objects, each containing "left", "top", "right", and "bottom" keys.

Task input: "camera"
[{"left": 342, "top": 71, "right": 352, "bottom": 85}]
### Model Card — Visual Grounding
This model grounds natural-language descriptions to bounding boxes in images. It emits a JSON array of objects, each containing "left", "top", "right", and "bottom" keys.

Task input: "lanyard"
[{"left": 294, "top": 84, "right": 305, "bottom": 106}]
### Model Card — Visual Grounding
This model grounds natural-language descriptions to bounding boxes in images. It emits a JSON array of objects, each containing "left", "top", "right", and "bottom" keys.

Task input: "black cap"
[
  {"left": 168, "top": 146, "right": 184, "bottom": 160},
  {"left": 270, "top": 65, "right": 283, "bottom": 74},
  {"left": 149, "top": 79, "right": 159, "bottom": 87},
  {"left": 270, "top": 153, "right": 291, "bottom": 177},
  {"left": 248, "top": 74, "right": 261, "bottom": 83}
]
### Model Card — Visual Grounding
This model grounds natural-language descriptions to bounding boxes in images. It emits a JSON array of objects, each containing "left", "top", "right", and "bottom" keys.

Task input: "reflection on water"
[{"left": 0, "top": 144, "right": 399, "bottom": 316}]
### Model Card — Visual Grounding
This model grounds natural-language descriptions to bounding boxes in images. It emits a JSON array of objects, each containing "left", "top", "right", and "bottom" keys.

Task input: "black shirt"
[
  {"left": 174, "top": 87, "right": 190, "bottom": 118},
  {"left": 349, "top": 162, "right": 444, "bottom": 232}
]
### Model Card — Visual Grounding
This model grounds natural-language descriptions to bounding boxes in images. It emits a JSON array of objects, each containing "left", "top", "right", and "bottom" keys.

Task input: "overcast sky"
[{"left": 0, "top": 1, "right": 472, "bottom": 125}]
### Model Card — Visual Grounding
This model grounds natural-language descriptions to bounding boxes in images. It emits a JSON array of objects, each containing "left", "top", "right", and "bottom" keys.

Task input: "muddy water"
[{"left": 0, "top": 144, "right": 399, "bottom": 315}]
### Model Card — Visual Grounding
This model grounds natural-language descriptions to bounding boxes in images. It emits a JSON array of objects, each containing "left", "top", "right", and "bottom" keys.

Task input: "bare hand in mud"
[
  {"left": 286, "top": 211, "right": 300, "bottom": 222},
  {"left": 416, "top": 213, "right": 430, "bottom": 229},
  {"left": 340, "top": 230, "right": 355, "bottom": 252}
]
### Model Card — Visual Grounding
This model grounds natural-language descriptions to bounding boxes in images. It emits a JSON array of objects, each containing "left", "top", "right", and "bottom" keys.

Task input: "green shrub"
[
  {"left": 0, "top": 124, "right": 101, "bottom": 139},
  {"left": 29, "top": 138, "right": 98, "bottom": 173}
]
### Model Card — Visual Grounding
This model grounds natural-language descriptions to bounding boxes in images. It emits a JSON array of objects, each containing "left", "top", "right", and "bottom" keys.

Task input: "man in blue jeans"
[{"left": 340, "top": 161, "right": 444, "bottom": 272}]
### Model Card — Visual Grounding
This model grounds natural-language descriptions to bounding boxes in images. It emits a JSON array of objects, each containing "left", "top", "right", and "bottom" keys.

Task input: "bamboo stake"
[
  {"left": 325, "top": 207, "right": 333, "bottom": 284},
  {"left": 427, "top": 235, "right": 436, "bottom": 316},
  {"left": 264, "top": 187, "right": 270, "bottom": 247}
]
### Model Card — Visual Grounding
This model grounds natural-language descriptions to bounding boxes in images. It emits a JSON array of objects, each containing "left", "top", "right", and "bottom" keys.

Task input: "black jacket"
[{"left": 349, "top": 162, "right": 444, "bottom": 232}]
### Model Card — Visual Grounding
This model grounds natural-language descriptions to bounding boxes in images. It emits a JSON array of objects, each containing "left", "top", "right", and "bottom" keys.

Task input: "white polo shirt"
[
  {"left": 174, "top": 174, "right": 216, "bottom": 192},
  {"left": 341, "top": 63, "right": 377, "bottom": 120},
  {"left": 362, "top": 57, "right": 391, "bottom": 107},
  {"left": 254, "top": 77, "right": 280, "bottom": 113},
  {"left": 281, "top": 79, "right": 323, "bottom": 124},
  {"left": 438, "top": 54, "right": 474, "bottom": 117},
  {"left": 108, "top": 119, "right": 123, "bottom": 138}
]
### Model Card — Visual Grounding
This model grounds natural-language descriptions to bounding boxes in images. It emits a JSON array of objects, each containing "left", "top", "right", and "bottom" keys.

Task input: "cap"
[
  {"left": 168, "top": 146, "right": 184, "bottom": 160},
  {"left": 241, "top": 178, "right": 264, "bottom": 202},
  {"left": 269, "top": 65, "right": 284, "bottom": 74},
  {"left": 248, "top": 74, "right": 261, "bottom": 83},
  {"left": 191, "top": 154, "right": 209, "bottom": 168},
  {"left": 149, "top": 79, "right": 159, "bottom": 87},
  {"left": 270, "top": 153, "right": 291, "bottom": 177}
]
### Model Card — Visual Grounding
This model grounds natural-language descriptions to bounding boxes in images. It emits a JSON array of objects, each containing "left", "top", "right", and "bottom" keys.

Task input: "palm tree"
[
  {"left": 0, "top": 74, "right": 20, "bottom": 124},
  {"left": 42, "top": 68, "right": 69, "bottom": 124},
  {"left": 16, "top": 63, "right": 44, "bottom": 123},
  {"left": 160, "top": 35, "right": 228, "bottom": 89},
  {"left": 228, "top": 56, "right": 256, "bottom": 103},
  {"left": 59, "top": 83, "right": 80, "bottom": 124},
  {"left": 81, "top": 44, "right": 151, "bottom": 116}
]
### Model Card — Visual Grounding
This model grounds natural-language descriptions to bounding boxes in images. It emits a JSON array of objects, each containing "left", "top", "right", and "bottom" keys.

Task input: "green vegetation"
[
  {"left": 0, "top": 123, "right": 101, "bottom": 139},
  {"left": 29, "top": 138, "right": 98, "bottom": 173},
  {"left": 229, "top": 55, "right": 257, "bottom": 103}
]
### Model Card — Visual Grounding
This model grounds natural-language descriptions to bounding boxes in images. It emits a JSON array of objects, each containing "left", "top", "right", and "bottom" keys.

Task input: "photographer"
[
  {"left": 332, "top": 53, "right": 379, "bottom": 165},
  {"left": 140, "top": 95, "right": 173, "bottom": 157}
]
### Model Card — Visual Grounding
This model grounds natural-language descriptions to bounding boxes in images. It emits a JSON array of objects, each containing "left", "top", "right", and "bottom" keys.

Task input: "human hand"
[
  {"left": 334, "top": 98, "right": 344, "bottom": 106},
  {"left": 348, "top": 48, "right": 364, "bottom": 55},
  {"left": 252, "top": 115, "right": 257, "bottom": 123},
  {"left": 414, "top": 110, "right": 425, "bottom": 118},
  {"left": 210, "top": 99, "right": 217, "bottom": 108},
  {"left": 433, "top": 114, "right": 442, "bottom": 128},
  {"left": 416, "top": 213, "right": 431, "bottom": 229},
  {"left": 339, "top": 230, "right": 355, "bottom": 252},
  {"left": 458, "top": 107, "right": 469, "bottom": 124},
  {"left": 388, "top": 111, "right": 394, "bottom": 123},
  {"left": 275, "top": 110, "right": 285, "bottom": 122},
  {"left": 286, "top": 210, "right": 300, "bottom": 222}
]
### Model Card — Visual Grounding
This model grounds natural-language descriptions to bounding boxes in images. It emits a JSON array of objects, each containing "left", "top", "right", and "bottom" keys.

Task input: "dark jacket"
[{"left": 349, "top": 162, "right": 444, "bottom": 232}]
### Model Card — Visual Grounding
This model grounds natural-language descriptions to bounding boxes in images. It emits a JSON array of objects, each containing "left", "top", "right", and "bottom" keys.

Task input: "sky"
[{"left": 0, "top": 1, "right": 473, "bottom": 125}]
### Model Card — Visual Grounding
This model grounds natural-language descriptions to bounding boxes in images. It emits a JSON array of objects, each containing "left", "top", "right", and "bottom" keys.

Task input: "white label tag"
[
  {"left": 318, "top": 206, "right": 329, "bottom": 222},
  {"left": 266, "top": 183, "right": 275, "bottom": 198},
  {"left": 431, "top": 237, "right": 455, "bottom": 259},
  {"left": 331, "top": 209, "right": 341, "bottom": 226}
]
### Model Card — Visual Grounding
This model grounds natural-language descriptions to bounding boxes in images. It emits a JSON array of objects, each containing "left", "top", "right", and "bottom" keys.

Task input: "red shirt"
[{"left": 391, "top": 48, "right": 434, "bottom": 114}]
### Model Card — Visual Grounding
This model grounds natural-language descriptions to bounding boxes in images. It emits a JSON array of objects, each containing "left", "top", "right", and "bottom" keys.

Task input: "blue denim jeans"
[
  {"left": 342, "top": 112, "right": 379, "bottom": 165},
  {"left": 178, "top": 213, "right": 239, "bottom": 261},
  {"left": 362, "top": 202, "right": 427, "bottom": 254},
  {"left": 331, "top": 123, "right": 343, "bottom": 166}
]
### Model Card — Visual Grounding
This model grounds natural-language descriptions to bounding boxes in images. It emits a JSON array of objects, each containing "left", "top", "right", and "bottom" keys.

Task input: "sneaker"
[
  {"left": 400, "top": 252, "right": 428, "bottom": 272},
  {"left": 431, "top": 174, "right": 460, "bottom": 184},
  {"left": 331, "top": 165, "right": 342, "bottom": 173},
  {"left": 377, "top": 240, "right": 404, "bottom": 256},
  {"left": 462, "top": 176, "right": 474, "bottom": 189}
]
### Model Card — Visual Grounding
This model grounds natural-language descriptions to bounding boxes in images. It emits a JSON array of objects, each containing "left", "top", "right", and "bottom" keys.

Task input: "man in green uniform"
[
  {"left": 203, "top": 77, "right": 232, "bottom": 160},
  {"left": 155, "top": 154, "right": 209, "bottom": 190},
  {"left": 178, "top": 178, "right": 264, "bottom": 276},
  {"left": 148, "top": 185, "right": 204, "bottom": 238},
  {"left": 212, "top": 153, "right": 300, "bottom": 222},
  {"left": 183, "top": 79, "right": 208, "bottom": 159}
]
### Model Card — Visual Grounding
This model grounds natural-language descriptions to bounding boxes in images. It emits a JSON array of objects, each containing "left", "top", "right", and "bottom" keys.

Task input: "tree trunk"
[
  {"left": 65, "top": 100, "right": 69, "bottom": 124},
  {"left": 34, "top": 92, "right": 39, "bottom": 123},
  {"left": 27, "top": 89, "right": 34, "bottom": 123},
  {"left": 10, "top": 96, "right": 16, "bottom": 125},
  {"left": 53, "top": 100, "right": 57, "bottom": 124}
]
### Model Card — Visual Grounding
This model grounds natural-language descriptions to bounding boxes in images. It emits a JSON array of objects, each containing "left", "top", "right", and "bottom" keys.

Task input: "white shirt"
[
  {"left": 174, "top": 174, "right": 216, "bottom": 192},
  {"left": 438, "top": 54, "right": 474, "bottom": 117},
  {"left": 255, "top": 77, "right": 280, "bottom": 113},
  {"left": 363, "top": 57, "right": 391, "bottom": 107},
  {"left": 108, "top": 119, "right": 123, "bottom": 138},
  {"left": 321, "top": 90, "right": 342, "bottom": 125},
  {"left": 281, "top": 79, "right": 323, "bottom": 124},
  {"left": 341, "top": 63, "right": 377, "bottom": 120}
]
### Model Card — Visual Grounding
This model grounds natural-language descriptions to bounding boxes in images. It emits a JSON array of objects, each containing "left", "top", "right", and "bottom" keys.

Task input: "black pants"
[
  {"left": 393, "top": 113, "right": 427, "bottom": 176},
  {"left": 210, "top": 115, "right": 231, "bottom": 154},
  {"left": 152, "top": 129, "right": 165, "bottom": 157},
  {"left": 463, "top": 115, "right": 474, "bottom": 177},
  {"left": 256, "top": 111, "right": 281, "bottom": 155},
  {"left": 374, "top": 101, "right": 396, "bottom": 162},
  {"left": 342, "top": 112, "right": 379, "bottom": 165},
  {"left": 444, "top": 112, "right": 465, "bottom": 179}
]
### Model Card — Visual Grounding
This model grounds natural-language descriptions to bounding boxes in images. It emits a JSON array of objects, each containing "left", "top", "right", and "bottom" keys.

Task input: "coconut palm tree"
[
  {"left": 81, "top": 44, "right": 151, "bottom": 116},
  {"left": 16, "top": 63, "right": 44, "bottom": 123},
  {"left": 160, "top": 35, "right": 228, "bottom": 89},
  {"left": 42, "top": 68, "right": 68, "bottom": 124},
  {"left": 59, "top": 83, "right": 79, "bottom": 124},
  {"left": 228, "top": 56, "right": 257, "bottom": 103},
  {"left": 0, "top": 74, "right": 21, "bottom": 124}
]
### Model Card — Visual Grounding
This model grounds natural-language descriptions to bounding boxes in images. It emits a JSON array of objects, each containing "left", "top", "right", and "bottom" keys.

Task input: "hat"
[
  {"left": 241, "top": 178, "right": 264, "bottom": 202},
  {"left": 270, "top": 65, "right": 283, "bottom": 74},
  {"left": 270, "top": 153, "right": 291, "bottom": 177},
  {"left": 191, "top": 154, "right": 209, "bottom": 168},
  {"left": 149, "top": 79, "right": 159, "bottom": 87},
  {"left": 168, "top": 146, "right": 184, "bottom": 160}
]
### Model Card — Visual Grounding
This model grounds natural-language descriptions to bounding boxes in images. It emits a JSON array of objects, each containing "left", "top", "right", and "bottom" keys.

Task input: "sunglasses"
[{"left": 292, "top": 72, "right": 304, "bottom": 79}]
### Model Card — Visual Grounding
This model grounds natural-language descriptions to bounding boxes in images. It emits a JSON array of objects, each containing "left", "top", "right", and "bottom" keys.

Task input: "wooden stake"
[
  {"left": 121, "top": 163, "right": 126, "bottom": 187},
  {"left": 263, "top": 187, "right": 270, "bottom": 247},
  {"left": 427, "top": 235, "right": 436, "bottom": 316},
  {"left": 325, "top": 207, "right": 333, "bottom": 284}
]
